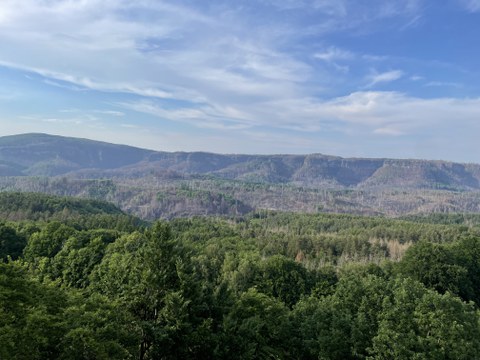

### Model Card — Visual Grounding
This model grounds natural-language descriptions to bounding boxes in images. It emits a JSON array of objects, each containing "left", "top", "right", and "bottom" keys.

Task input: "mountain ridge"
[{"left": 1, "top": 133, "right": 479, "bottom": 191}]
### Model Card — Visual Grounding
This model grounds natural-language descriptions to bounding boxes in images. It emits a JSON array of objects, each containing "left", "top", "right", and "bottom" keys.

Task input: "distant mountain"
[
  {"left": 0, "top": 133, "right": 153, "bottom": 176},
  {"left": 1, "top": 133, "right": 479, "bottom": 191}
]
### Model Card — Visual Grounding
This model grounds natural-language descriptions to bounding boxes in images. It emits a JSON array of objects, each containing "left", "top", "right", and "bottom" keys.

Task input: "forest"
[
  {"left": 2, "top": 192, "right": 480, "bottom": 359},
  {"left": 3, "top": 134, "right": 480, "bottom": 220}
]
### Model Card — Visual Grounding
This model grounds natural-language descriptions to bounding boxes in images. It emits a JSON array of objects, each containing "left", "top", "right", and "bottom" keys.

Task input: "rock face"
[{"left": 1, "top": 133, "right": 480, "bottom": 191}]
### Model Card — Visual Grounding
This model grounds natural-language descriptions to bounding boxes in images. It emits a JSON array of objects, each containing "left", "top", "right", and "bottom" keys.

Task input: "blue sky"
[{"left": 1, "top": 0, "right": 480, "bottom": 162}]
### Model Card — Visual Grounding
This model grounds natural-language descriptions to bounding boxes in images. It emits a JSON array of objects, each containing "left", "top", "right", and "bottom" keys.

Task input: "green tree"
[
  {"left": 398, "top": 241, "right": 469, "bottom": 296},
  {"left": 23, "top": 222, "right": 76, "bottom": 261},
  {"left": 0, "top": 262, "right": 66, "bottom": 359},
  {"left": 91, "top": 222, "right": 215, "bottom": 360},
  {"left": 291, "top": 295, "right": 352, "bottom": 360},
  {"left": 370, "top": 278, "right": 480, "bottom": 359},
  {"left": 256, "top": 255, "right": 312, "bottom": 307},
  {"left": 451, "top": 236, "right": 480, "bottom": 304},
  {"left": 0, "top": 221, "right": 26, "bottom": 260},
  {"left": 221, "top": 288, "right": 291, "bottom": 359},
  {"left": 59, "top": 293, "right": 140, "bottom": 360}
]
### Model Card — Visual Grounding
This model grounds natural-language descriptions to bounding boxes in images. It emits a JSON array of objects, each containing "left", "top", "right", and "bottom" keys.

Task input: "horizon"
[
  {"left": 2, "top": 131, "right": 480, "bottom": 165},
  {"left": 1, "top": 1, "right": 480, "bottom": 162}
]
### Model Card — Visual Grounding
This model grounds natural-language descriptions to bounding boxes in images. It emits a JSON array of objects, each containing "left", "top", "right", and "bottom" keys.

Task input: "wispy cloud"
[
  {"left": 410, "top": 75, "right": 424, "bottom": 81},
  {"left": 0, "top": 0, "right": 422, "bottom": 104},
  {"left": 0, "top": 0, "right": 479, "bottom": 162},
  {"left": 121, "top": 90, "right": 480, "bottom": 139},
  {"left": 118, "top": 100, "right": 253, "bottom": 130},
  {"left": 425, "top": 81, "right": 463, "bottom": 88},
  {"left": 314, "top": 47, "right": 354, "bottom": 62},
  {"left": 94, "top": 110, "right": 125, "bottom": 117},
  {"left": 366, "top": 70, "right": 404, "bottom": 87},
  {"left": 457, "top": 0, "right": 480, "bottom": 12},
  {"left": 266, "top": 0, "right": 422, "bottom": 26}
]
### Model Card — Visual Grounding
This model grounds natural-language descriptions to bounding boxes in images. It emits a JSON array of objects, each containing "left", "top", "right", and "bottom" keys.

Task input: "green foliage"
[
  {"left": 91, "top": 222, "right": 218, "bottom": 359},
  {"left": 0, "top": 192, "right": 122, "bottom": 219},
  {"left": 24, "top": 221, "right": 77, "bottom": 260},
  {"left": 292, "top": 295, "right": 353, "bottom": 360},
  {"left": 0, "top": 221, "right": 26, "bottom": 260},
  {"left": 0, "top": 262, "right": 66, "bottom": 359},
  {"left": 4, "top": 197, "right": 480, "bottom": 359},
  {"left": 398, "top": 239, "right": 480, "bottom": 305},
  {"left": 398, "top": 241, "right": 470, "bottom": 296},
  {"left": 451, "top": 236, "right": 480, "bottom": 304},
  {"left": 370, "top": 278, "right": 480, "bottom": 359},
  {"left": 58, "top": 293, "right": 140, "bottom": 360},
  {"left": 0, "top": 262, "right": 138, "bottom": 359},
  {"left": 221, "top": 288, "right": 291, "bottom": 359}
]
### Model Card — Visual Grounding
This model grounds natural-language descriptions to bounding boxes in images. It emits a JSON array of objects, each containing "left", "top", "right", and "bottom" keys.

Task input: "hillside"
[
  {"left": 0, "top": 133, "right": 153, "bottom": 176},
  {"left": 0, "top": 192, "right": 145, "bottom": 230},
  {"left": 2, "top": 133, "right": 480, "bottom": 219},
  {"left": 1, "top": 133, "right": 480, "bottom": 190},
  {"left": 0, "top": 191, "right": 121, "bottom": 216}
]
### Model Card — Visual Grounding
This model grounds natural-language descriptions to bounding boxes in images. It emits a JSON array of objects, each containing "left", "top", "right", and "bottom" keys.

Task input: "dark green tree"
[
  {"left": 397, "top": 241, "right": 470, "bottom": 297},
  {"left": 221, "top": 288, "right": 291, "bottom": 359},
  {"left": 0, "top": 222, "right": 26, "bottom": 261},
  {"left": 370, "top": 278, "right": 480, "bottom": 359}
]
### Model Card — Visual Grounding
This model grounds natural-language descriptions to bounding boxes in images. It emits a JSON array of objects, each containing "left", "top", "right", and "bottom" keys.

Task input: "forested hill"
[
  {"left": 2, "top": 133, "right": 480, "bottom": 190},
  {"left": 0, "top": 192, "right": 145, "bottom": 229},
  {"left": 0, "top": 192, "right": 122, "bottom": 216}
]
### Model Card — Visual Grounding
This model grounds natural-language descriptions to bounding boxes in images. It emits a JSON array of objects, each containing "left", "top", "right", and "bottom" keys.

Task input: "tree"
[
  {"left": 397, "top": 241, "right": 470, "bottom": 297},
  {"left": 59, "top": 293, "right": 139, "bottom": 360},
  {"left": 291, "top": 295, "right": 352, "bottom": 360},
  {"left": 0, "top": 261, "right": 67, "bottom": 359},
  {"left": 256, "top": 255, "right": 312, "bottom": 307},
  {"left": 90, "top": 222, "right": 215, "bottom": 360},
  {"left": 0, "top": 221, "right": 26, "bottom": 261},
  {"left": 221, "top": 288, "right": 291, "bottom": 359},
  {"left": 370, "top": 278, "right": 480, "bottom": 359},
  {"left": 451, "top": 236, "right": 480, "bottom": 305},
  {"left": 23, "top": 222, "right": 76, "bottom": 260}
]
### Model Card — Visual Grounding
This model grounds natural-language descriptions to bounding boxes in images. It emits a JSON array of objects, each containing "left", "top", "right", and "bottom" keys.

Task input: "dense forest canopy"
[{"left": 1, "top": 192, "right": 480, "bottom": 359}]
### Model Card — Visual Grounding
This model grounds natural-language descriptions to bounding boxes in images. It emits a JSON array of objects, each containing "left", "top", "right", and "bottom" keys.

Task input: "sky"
[{"left": 1, "top": 0, "right": 480, "bottom": 162}]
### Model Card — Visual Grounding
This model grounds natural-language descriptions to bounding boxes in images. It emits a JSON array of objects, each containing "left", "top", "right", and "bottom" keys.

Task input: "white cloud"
[
  {"left": 1, "top": 0, "right": 478, "bottom": 161},
  {"left": 314, "top": 47, "right": 354, "bottom": 62},
  {"left": 118, "top": 100, "right": 253, "bottom": 130},
  {"left": 94, "top": 110, "right": 125, "bottom": 117},
  {"left": 425, "top": 81, "right": 462, "bottom": 88},
  {"left": 0, "top": 0, "right": 315, "bottom": 116},
  {"left": 120, "top": 90, "right": 480, "bottom": 141},
  {"left": 366, "top": 70, "right": 404, "bottom": 87},
  {"left": 0, "top": 0, "right": 427, "bottom": 127},
  {"left": 307, "top": 0, "right": 423, "bottom": 35}
]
